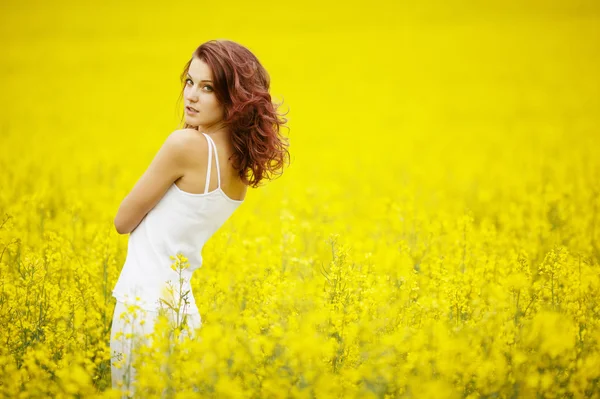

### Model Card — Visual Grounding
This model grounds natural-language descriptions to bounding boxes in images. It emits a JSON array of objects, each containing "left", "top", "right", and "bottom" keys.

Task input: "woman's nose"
[
  {"left": 186, "top": 92, "right": 198, "bottom": 102},
  {"left": 186, "top": 88, "right": 199, "bottom": 101}
]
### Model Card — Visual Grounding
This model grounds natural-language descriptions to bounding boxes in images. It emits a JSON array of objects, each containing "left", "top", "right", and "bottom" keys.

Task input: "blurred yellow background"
[{"left": 1, "top": 0, "right": 599, "bottom": 397}]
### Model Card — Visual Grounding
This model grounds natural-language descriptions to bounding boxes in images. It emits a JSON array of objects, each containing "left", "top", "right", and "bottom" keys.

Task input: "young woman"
[{"left": 109, "top": 39, "right": 290, "bottom": 394}]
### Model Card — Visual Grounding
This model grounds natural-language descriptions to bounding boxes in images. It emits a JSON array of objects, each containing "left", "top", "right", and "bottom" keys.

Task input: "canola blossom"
[{"left": 1, "top": 1, "right": 599, "bottom": 397}]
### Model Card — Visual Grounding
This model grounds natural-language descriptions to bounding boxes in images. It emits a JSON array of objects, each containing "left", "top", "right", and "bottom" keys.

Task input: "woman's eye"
[{"left": 185, "top": 79, "right": 212, "bottom": 91}]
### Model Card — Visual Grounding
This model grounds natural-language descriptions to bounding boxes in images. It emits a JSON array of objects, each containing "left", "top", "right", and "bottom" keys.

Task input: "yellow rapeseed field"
[{"left": 1, "top": 0, "right": 599, "bottom": 397}]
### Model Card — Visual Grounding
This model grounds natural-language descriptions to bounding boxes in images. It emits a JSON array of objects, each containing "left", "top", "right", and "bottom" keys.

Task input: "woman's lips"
[{"left": 186, "top": 106, "right": 198, "bottom": 114}]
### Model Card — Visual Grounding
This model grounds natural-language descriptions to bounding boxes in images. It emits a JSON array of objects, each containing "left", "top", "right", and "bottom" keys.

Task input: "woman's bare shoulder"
[
  {"left": 172, "top": 128, "right": 204, "bottom": 140},
  {"left": 170, "top": 128, "right": 209, "bottom": 147},
  {"left": 167, "top": 129, "right": 209, "bottom": 164}
]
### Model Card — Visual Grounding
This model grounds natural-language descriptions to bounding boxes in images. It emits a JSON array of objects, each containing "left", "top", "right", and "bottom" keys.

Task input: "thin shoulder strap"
[
  {"left": 202, "top": 133, "right": 213, "bottom": 194},
  {"left": 204, "top": 134, "right": 221, "bottom": 188}
]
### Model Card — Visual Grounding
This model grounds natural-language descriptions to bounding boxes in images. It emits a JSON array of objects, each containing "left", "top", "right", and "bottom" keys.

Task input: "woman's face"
[{"left": 183, "top": 57, "right": 225, "bottom": 130}]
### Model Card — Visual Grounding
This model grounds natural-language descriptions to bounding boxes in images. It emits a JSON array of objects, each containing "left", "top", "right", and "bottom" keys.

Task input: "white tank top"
[{"left": 112, "top": 132, "right": 244, "bottom": 314}]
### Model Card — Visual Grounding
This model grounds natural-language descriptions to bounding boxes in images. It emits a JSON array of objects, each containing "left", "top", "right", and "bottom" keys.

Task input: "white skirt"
[{"left": 109, "top": 299, "right": 202, "bottom": 396}]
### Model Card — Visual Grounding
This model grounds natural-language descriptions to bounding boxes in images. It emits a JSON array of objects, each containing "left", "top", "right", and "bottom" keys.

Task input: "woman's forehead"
[{"left": 188, "top": 57, "right": 213, "bottom": 81}]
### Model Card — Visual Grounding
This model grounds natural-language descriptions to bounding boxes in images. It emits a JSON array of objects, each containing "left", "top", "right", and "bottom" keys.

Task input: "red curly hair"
[{"left": 176, "top": 39, "right": 290, "bottom": 188}]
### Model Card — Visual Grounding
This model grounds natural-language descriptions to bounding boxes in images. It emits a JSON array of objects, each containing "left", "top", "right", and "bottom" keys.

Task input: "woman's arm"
[{"left": 114, "top": 130, "right": 190, "bottom": 234}]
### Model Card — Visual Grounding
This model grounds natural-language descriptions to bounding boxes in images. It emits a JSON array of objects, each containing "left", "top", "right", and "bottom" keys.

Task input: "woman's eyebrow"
[{"left": 187, "top": 73, "right": 213, "bottom": 83}]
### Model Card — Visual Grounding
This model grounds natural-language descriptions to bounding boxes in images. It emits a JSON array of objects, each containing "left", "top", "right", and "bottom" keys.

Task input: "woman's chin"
[{"left": 184, "top": 116, "right": 199, "bottom": 125}]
